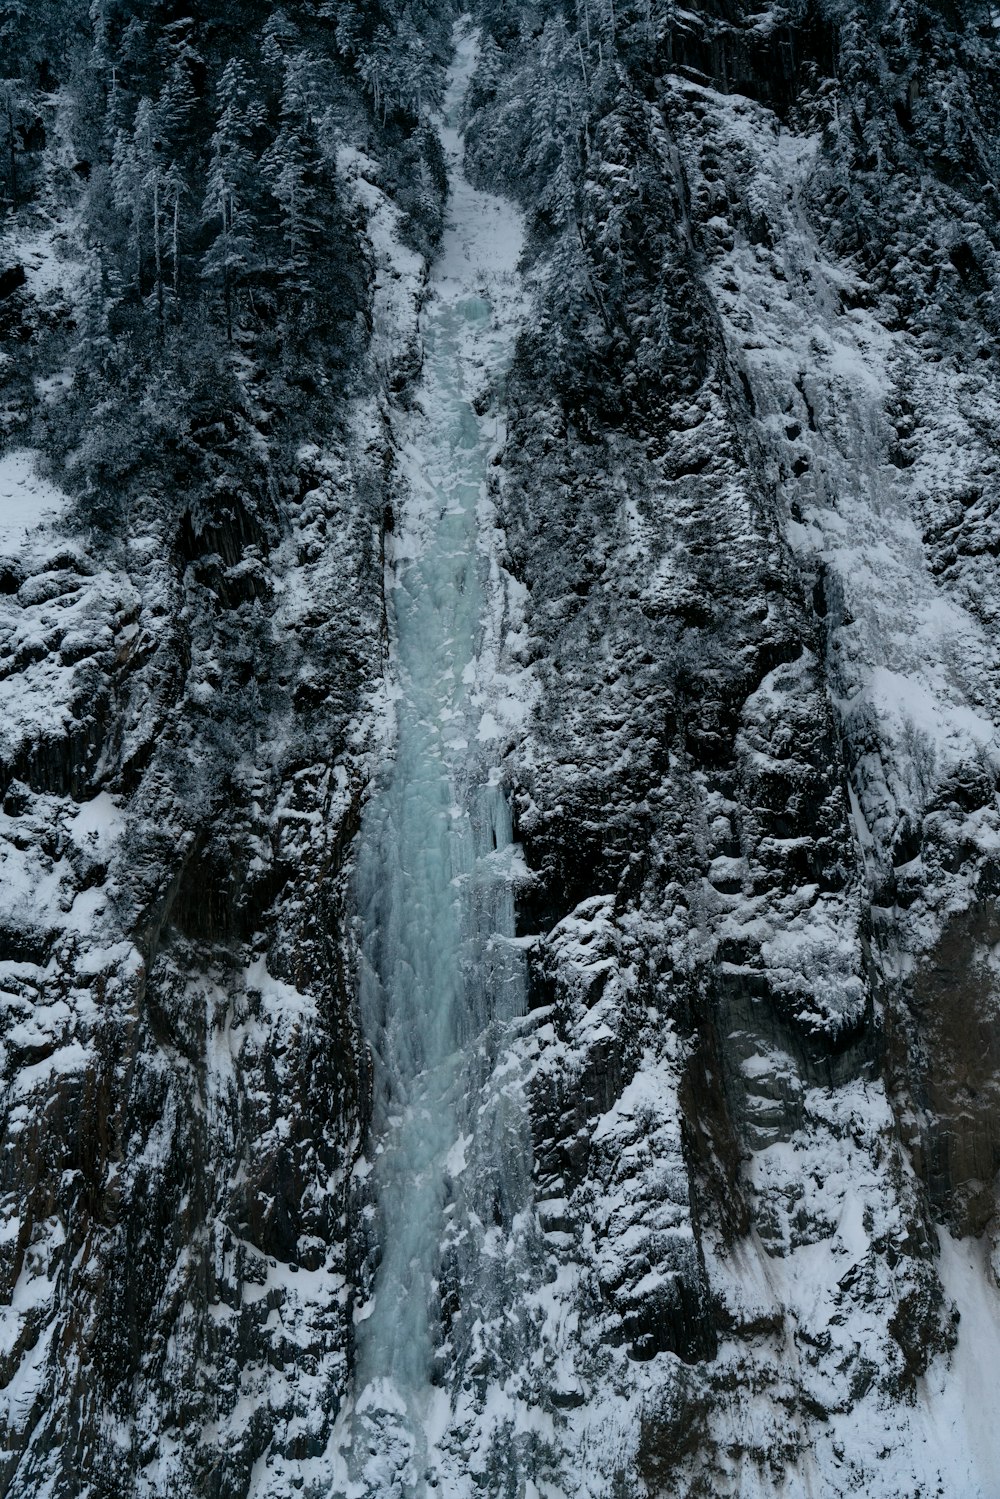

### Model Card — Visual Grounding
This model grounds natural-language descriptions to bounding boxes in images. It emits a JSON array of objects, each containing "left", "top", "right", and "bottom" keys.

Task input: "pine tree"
[
  {"left": 261, "top": 52, "right": 325, "bottom": 304},
  {"left": 163, "top": 159, "right": 185, "bottom": 299},
  {"left": 119, "top": 15, "right": 151, "bottom": 76},
  {"left": 356, "top": 25, "right": 392, "bottom": 122},
  {"left": 114, "top": 95, "right": 174, "bottom": 326},
  {"left": 111, "top": 114, "right": 143, "bottom": 288},
  {"left": 201, "top": 58, "right": 265, "bottom": 342},
  {"left": 0, "top": 77, "right": 21, "bottom": 208},
  {"left": 137, "top": 97, "right": 166, "bottom": 326},
  {"left": 355, "top": 17, "right": 439, "bottom": 124},
  {"left": 261, "top": 8, "right": 298, "bottom": 74},
  {"left": 159, "top": 18, "right": 201, "bottom": 151},
  {"left": 388, "top": 16, "right": 438, "bottom": 118}
]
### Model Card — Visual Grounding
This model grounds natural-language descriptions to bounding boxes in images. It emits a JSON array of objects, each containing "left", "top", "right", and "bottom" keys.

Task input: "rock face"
[
  {"left": 2, "top": 1, "right": 1000, "bottom": 1496},
  {"left": 461, "top": 1, "right": 1000, "bottom": 1491}
]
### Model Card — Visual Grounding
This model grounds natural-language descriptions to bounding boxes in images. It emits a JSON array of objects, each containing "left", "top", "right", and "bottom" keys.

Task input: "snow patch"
[{"left": 0, "top": 450, "right": 65, "bottom": 552}]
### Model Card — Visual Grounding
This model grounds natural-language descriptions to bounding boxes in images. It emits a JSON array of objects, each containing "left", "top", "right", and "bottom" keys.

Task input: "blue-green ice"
[{"left": 342, "top": 21, "right": 532, "bottom": 1497}]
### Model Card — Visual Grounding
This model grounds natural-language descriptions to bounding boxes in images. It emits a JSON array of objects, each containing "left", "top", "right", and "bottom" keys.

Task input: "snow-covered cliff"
[{"left": 2, "top": 1, "right": 1000, "bottom": 1495}]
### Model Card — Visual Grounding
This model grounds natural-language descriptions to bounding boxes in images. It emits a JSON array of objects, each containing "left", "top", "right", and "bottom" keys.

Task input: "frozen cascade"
[{"left": 339, "top": 21, "right": 536, "bottom": 1497}]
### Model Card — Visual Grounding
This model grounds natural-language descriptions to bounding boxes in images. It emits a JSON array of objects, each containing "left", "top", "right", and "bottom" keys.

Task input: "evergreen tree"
[
  {"left": 119, "top": 14, "right": 152, "bottom": 82},
  {"left": 261, "top": 52, "right": 325, "bottom": 304},
  {"left": 158, "top": 17, "right": 201, "bottom": 151},
  {"left": 111, "top": 111, "right": 143, "bottom": 288},
  {"left": 388, "top": 15, "right": 438, "bottom": 118},
  {"left": 137, "top": 96, "right": 167, "bottom": 325},
  {"left": 0, "top": 76, "right": 22, "bottom": 208},
  {"left": 356, "top": 24, "right": 393, "bottom": 122},
  {"left": 261, "top": 8, "right": 299, "bottom": 74},
  {"left": 201, "top": 58, "right": 265, "bottom": 342},
  {"left": 355, "top": 16, "right": 439, "bottom": 123},
  {"left": 113, "top": 94, "right": 173, "bottom": 325},
  {"left": 163, "top": 158, "right": 185, "bottom": 300}
]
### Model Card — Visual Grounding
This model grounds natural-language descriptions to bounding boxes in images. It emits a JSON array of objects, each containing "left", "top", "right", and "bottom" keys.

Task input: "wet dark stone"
[{"left": 0, "top": 265, "right": 26, "bottom": 301}]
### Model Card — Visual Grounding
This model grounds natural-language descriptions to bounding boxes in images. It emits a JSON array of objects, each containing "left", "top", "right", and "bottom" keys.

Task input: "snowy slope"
[{"left": 2, "top": 3, "right": 1000, "bottom": 1498}]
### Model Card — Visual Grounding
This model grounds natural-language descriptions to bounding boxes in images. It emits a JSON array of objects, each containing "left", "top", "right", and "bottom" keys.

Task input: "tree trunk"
[
  {"left": 224, "top": 194, "right": 233, "bottom": 344},
  {"left": 153, "top": 175, "right": 164, "bottom": 331},
  {"left": 6, "top": 103, "right": 17, "bottom": 209},
  {"left": 172, "top": 194, "right": 180, "bottom": 298}
]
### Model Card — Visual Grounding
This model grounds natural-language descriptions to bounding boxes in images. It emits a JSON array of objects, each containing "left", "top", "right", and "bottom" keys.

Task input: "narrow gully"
[{"left": 340, "top": 21, "right": 534, "bottom": 1497}]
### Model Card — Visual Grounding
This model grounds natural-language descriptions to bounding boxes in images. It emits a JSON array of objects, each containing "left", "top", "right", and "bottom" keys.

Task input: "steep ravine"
[
  {"left": 2, "top": 2, "right": 1000, "bottom": 1497},
  {"left": 336, "top": 27, "right": 536, "bottom": 1496}
]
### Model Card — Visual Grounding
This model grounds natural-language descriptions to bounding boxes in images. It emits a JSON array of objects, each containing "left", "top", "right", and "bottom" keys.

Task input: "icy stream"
[{"left": 340, "top": 24, "right": 533, "bottom": 1497}]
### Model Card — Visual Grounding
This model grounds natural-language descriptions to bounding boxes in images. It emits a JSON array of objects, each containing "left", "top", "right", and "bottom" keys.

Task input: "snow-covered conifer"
[
  {"left": 201, "top": 58, "right": 265, "bottom": 340},
  {"left": 261, "top": 52, "right": 325, "bottom": 302}
]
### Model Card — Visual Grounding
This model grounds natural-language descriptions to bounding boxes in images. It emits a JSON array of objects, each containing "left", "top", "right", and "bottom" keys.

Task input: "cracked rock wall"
[{"left": 3, "top": 1, "right": 1000, "bottom": 1496}]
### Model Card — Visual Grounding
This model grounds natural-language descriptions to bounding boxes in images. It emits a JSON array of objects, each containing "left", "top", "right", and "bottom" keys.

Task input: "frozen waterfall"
[{"left": 338, "top": 21, "right": 535, "bottom": 1497}]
